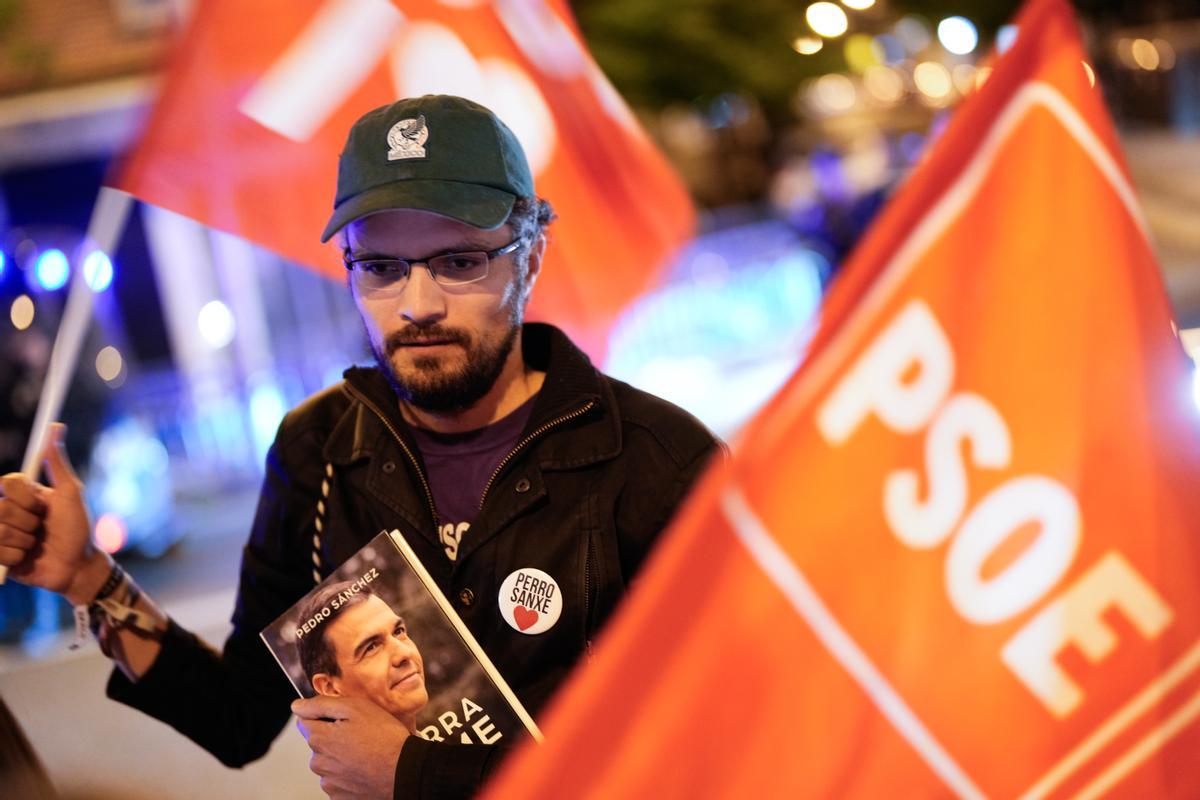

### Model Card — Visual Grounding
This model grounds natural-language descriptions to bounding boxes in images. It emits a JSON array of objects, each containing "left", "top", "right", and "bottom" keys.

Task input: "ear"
[
  {"left": 521, "top": 234, "right": 546, "bottom": 301},
  {"left": 311, "top": 673, "right": 342, "bottom": 697}
]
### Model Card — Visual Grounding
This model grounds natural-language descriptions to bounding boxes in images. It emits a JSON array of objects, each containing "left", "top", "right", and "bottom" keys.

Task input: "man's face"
[
  {"left": 346, "top": 208, "right": 535, "bottom": 412},
  {"left": 315, "top": 594, "right": 428, "bottom": 722}
]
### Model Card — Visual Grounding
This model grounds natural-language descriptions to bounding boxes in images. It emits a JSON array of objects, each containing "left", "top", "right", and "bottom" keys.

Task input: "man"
[
  {"left": 297, "top": 584, "right": 428, "bottom": 733},
  {"left": 0, "top": 95, "right": 719, "bottom": 798}
]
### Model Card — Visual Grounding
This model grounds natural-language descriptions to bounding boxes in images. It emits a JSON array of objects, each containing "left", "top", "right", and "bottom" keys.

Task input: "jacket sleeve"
[
  {"left": 393, "top": 737, "right": 509, "bottom": 799},
  {"left": 106, "top": 434, "right": 320, "bottom": 767}
]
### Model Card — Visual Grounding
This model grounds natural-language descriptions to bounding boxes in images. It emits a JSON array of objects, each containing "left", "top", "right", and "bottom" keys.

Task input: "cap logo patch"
[{"left": 386, "top": 115, "right": 428, "bottom": 160}]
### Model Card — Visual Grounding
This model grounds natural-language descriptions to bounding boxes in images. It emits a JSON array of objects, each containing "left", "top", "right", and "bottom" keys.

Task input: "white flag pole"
[{"left": 2, "top": 187, "right": 135, "bottom": 584}]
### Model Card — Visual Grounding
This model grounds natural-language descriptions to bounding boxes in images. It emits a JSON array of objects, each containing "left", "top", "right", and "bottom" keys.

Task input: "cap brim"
[{"left": 320, "top": 180, "right": 517, "bottom": 242}]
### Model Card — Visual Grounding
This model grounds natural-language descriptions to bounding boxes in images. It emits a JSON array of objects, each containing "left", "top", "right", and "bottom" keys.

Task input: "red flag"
[
  {"left": 110, "top": 0, "right": 693, "bottom": 359},
  {"left": 485, "top": 0, "right": 1200, "bottom": 797}
]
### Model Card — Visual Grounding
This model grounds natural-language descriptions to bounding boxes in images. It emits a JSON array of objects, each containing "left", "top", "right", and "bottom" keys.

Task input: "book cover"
[{"left": 261, "top": 529, "right": 542, "bottom": 745}]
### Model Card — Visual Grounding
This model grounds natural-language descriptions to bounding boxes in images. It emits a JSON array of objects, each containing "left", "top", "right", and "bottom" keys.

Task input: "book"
[{"left": 260, "top": 529, "right": 542, "bottom": 745}]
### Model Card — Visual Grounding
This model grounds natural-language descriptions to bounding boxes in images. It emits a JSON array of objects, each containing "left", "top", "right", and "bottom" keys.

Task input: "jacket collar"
[{"left": 324, "top": 323, "right": 622, "bottom": 469}]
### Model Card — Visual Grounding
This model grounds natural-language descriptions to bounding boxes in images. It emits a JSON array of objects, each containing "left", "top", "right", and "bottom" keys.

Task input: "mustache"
[{"left": 385, "top": 325, "right": 469, "bottom": 355}]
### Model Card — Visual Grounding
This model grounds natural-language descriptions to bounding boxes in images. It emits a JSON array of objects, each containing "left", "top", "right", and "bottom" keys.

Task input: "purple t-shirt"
[{"left": 411, "top": 394, "right": 537, "bottom": 561}]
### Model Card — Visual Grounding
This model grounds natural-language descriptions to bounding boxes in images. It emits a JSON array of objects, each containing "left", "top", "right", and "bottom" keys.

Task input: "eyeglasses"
[{"left": 343, "top": 237, "right": 526, "bottom": 295}]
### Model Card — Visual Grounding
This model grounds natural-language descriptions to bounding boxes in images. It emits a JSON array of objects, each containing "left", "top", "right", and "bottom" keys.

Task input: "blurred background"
[{"left": 0, "top": 0, "right": 1197, "bottom": 797}]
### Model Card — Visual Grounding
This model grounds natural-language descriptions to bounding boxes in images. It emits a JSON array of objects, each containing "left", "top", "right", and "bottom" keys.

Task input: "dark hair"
[
  {"left": 297, "top": 581, "right": 375, "bottom": 682},
  {"left": 506, "top": 196, "right": 556, "bottom": 289},
  {"left": 506, "top": 196, "right": 556, "bottom": 245}
]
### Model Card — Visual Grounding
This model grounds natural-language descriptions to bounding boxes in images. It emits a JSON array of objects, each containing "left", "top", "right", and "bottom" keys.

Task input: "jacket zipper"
[
  {"left": 344, "top": 384, "right": 440, "bottom": 527},
  {"left": 476, "top": 400, "right": 596, "bottom": 510},
  {"left": 584, "top": 531, "right": 597, "bottom": 661}
]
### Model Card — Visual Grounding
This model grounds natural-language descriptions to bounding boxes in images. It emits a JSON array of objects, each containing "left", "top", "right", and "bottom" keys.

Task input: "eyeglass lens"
[{"left": 351, "top": 252, "right": 490, "bottom": 292}]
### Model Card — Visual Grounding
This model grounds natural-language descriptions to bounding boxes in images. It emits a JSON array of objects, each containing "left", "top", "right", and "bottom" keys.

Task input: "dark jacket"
[{"left": 108, "top": 323, "right": 720, "bottom": 797}]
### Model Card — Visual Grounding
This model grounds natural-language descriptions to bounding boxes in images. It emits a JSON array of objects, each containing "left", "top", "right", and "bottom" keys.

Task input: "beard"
[{"left": 370, "top": 313, "right": 521, "bottom": 413}]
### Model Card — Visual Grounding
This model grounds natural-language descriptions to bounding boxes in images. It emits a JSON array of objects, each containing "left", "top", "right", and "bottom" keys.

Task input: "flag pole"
[{"left": 1, "top": 187, "right": 135, "bottom": 584}]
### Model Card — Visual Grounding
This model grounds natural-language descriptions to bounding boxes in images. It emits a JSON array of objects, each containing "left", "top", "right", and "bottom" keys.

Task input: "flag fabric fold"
[
  {"left": 484, "top": 0, "right": 1200, "bottom": 796},
  {"left": 110, "top": 0, "right": 693, "bottom": 359}
]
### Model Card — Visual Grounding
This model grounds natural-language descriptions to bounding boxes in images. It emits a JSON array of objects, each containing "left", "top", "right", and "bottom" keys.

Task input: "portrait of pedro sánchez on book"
[{"left": 260, "top": 530, "right": 541, "bottom": 745}]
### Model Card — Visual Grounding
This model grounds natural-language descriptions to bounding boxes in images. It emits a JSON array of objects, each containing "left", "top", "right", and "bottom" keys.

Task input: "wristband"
[{"left": 93, "top": 561, "right": 125, "bottom": 603}]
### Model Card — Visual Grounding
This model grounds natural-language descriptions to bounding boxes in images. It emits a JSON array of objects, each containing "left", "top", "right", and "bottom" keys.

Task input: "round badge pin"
[{"left": 498, "top": 568, "right": 562, "bottom": 635}]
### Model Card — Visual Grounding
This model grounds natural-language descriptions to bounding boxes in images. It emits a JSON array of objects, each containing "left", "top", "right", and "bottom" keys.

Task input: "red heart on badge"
[{"left": 514, "top": 606, "right": 539, "bottom": 631}]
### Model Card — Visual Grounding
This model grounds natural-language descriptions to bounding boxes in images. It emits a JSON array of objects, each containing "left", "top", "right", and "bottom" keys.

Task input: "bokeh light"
[
  {"left": 894, "top": 16, "right": 931, "bottom": 54},
  {"left": 844, "top": 33, "right": 882, "bottom": 73},
  {"left": 1131, "top": 38, "right": 1159, "bottom": 70},
  {"left": 249, "top": 382, "right": 288, "bottom": 462},
  {"left": 198, "top": 300, "right": 236, "bottom": 349},
  {"left": 94, "top": 513, "right": 129, "bottom": 554},
  {"left": 83, "top": 250, "right": 114, "bottom": 292},
  {"left": 874, "top": 33, "right": 905, "bottom": 64},
  {"left": 996, "top": 24, "right": 1018, "bottom": 54},
  {"left": 35, "top": 249, "right": 69, "bottom": 291},
  {"left": 1082, "top": 60, "right": 1096, "bottom": 87},
  {"left": 807, "top": 2, "right": 849, "bottom": 38},
  {"left": 96, "top": 346, "right": 124, "bottom": 382},
  {"left": 863, "top": 65, "right": 905, "bottom": 104},
  {"left": 842, "top": 0, "right": 875, "bottom": 9},
  {"left": 10, "top": 295, "right": 35, "bottom": 330},
  {"left": 914, "top": 61, "right": 953, "bottom": 101},
  {"left": 1154, "top": 39, "right": 1176, "bottom": 70},
  {"left": 953, "top": 64, "right": 979, "bottom": 95},
  {"left": 1116, "top": 38, "right": 1136, "bottom": 68},
  {"left": 792, "top": 36, "right": 823, "bottom": 55},
  {"left": 938, "top": 16, "right": 978, "bottom": 56},
  {"left": 809, "top": 73, "right": 857, "bottom": 113}
]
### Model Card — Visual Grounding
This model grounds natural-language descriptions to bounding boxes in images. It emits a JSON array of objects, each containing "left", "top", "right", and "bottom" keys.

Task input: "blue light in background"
[
  {"left": 83, "top": 250, "right": 114, "bottom": 292},
  {"left": 35, "top": 249, "right": 69, "bottom": 290},
  {"left": 249, "top": 382, "right": 287, "bottom": 464},
  {"left": 323, "top": 364, "right": 349, "bottom": 389},
  {"left": 874, "top": 33, "right": 906, "bottom": 65},
  {"left": 0, "top": 250, "right": 6, "bottom": 279},
  {"left": 605, "top": 223, "right": 828, "bottom": 436},
  {"left": 996, "top": 24, "right": 1018, "bottom": 54}
]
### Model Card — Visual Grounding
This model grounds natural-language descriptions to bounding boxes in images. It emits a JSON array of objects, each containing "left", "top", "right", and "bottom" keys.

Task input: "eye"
[
  {"left": 358, "top": 259, "right": 406, "bottom": 278},
  {"left": 393, "top": 621, "right": 408, "bottom": 638},
  {"left": 440, "top": 253, "right": 487, "bottom": 273}
]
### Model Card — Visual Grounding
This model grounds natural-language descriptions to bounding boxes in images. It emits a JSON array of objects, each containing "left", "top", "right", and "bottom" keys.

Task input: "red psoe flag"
[
  {"left": 485, "top": 0, "right": 1200, "bottom": 797},
  {"left": 110, "top": 0, "right": 693, "bottom": 359}
]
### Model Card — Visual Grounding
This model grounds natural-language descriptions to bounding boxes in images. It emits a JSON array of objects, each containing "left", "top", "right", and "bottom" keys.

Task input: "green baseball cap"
[{"left": 321, "top": 95, "right": 535, "bottom": 242}]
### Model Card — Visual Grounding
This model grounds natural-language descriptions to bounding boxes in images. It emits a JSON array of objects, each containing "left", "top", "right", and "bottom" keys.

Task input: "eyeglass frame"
[{"left": 342, "top": 236, "right": 527, "bottom": 293}]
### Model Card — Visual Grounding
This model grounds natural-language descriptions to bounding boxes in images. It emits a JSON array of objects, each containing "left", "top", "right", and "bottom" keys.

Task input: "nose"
[
  {"left": 388, "top": 635, "right": 419, "bottom": 666},
  {"left": 398, "top": 263, "right": 447, "bottom": 326}
]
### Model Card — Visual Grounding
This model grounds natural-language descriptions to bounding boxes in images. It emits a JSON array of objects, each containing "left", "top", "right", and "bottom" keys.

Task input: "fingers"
[
  {"left": 42, "top": 423, "right": 81, "bottom": 492},
  {"left": 292, "top": 695, "right": 354, "bottom": 721},
  {"left": 320, "top": 776, "right": 353, "bottom": 799},
  {"left": 295, "top": 715, "right": 337, "bottom": 747},
  {"left": 0, "top": 475, "right": 46, "bottom": 568},
  {"left": 0, "top": 546, "right": 27, "bottom": 568},
  {"left": 0, "top": 474, "right": 47, "bottom": 516},
  {"left": 0, "top": 527, "right": 37, "bottom": 551},
  {"left": 0, "top": 501, "right": 42, "bottom": 536},
  {"left": 309, "top": 753, "right": 335, "bottom": 774}
]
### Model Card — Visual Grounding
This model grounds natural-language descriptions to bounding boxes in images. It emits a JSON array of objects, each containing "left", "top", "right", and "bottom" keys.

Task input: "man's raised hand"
[
  {"left": 0, "top": 423, "right": 111, "bottom": 604},
  {"left": 293, "top": 694, "right": 412, "bottom": 800}
]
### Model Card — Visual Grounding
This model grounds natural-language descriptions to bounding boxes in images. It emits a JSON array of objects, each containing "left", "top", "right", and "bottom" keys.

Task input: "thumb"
[{"left": 41, "top": 423, "right": 80, "bottom": 490}]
